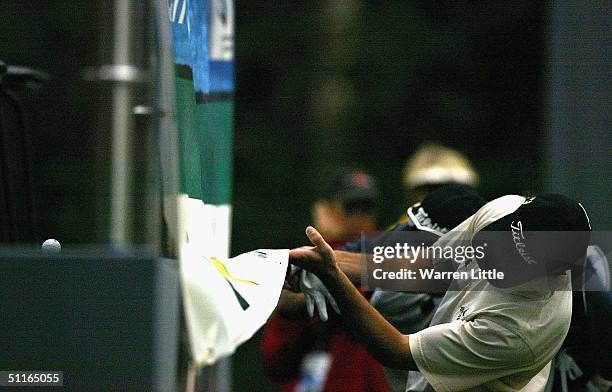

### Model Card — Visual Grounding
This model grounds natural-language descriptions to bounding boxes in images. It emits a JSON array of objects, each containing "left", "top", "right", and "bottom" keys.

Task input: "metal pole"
[{"left": 109, "top": 0, "right": 134, "bottom": 244}]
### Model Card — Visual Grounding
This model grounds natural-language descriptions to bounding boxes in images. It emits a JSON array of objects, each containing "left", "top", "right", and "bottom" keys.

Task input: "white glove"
[{"left": 299, "top": 269, "right": 340, "bottom": 322}]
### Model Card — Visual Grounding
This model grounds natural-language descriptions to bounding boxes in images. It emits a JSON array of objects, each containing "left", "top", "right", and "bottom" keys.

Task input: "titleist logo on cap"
[
  {"left": 510, "top": 221, "right": 537, "bottom": 265},
  {"left": 412, "top": 205, "right": 449, "bottom": 234}
]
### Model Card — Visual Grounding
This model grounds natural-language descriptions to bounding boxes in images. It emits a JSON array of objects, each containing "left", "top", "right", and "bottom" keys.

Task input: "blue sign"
[{"left": 169, "top": 0, "right": 234, "bottom": 96}]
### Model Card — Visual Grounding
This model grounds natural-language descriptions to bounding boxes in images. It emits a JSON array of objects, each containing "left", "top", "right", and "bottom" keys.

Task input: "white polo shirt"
[{"left": 406, "top": 195, "right": 572, "bottom": 392}]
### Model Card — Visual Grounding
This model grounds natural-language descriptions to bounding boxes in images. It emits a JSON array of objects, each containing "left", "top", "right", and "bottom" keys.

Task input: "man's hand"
[
  {"left": 289, "top": 226, "right": 416, "bottom": 370},
  {"left": 289, "top": 226, "right": 340, "bottom": 281},
  {"left": 275, "top": 289, "right": 308, "bottom": 319}
]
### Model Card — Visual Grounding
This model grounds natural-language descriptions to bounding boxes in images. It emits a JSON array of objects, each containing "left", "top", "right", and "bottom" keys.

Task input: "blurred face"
[
  {"left": 312, "top": 200, "right": 349, "bottom": 240},
  {"left": 312, "top": 199, "right": 376, "bottom": 242}
]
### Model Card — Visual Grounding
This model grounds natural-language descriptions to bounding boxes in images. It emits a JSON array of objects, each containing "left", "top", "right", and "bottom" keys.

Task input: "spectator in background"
[
  {"left": 402, "top": 142, "right": 479, "bottom": 209},
  {"left": 311, "top": 169, "right": 379, "bottom": 245},
  {"left": 260, "top": 169, "right": 389, "bottom": 392}
]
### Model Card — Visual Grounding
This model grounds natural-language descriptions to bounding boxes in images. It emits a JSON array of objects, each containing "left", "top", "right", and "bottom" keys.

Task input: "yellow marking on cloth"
[{"left": 209, "top": 257, "right": 259, "bottom": 285}]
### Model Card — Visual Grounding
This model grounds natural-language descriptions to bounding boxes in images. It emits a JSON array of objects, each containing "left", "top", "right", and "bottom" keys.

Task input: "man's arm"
[
  {"left": 332, "top": 246, "right": 451, "bottom": 293},
  {"left": 291, "top": 226, "right": 421, "bottom": 370},
  {"left": 333, "top": 250, "right": 364, "bottom": 283}
]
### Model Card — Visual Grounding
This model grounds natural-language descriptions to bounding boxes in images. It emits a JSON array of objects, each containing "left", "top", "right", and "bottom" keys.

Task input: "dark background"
[
  {"left": 234, "top": 1, "right": 547, "bottom": 254},
  {"left": 1, "top": 2, "right": 608, "bottom": 391},
  {"left": 0, "top": 1, "right": 546, "bottom": 249},
  {"left": 232, "top": 4, "right": 545, "bottom": 390}
]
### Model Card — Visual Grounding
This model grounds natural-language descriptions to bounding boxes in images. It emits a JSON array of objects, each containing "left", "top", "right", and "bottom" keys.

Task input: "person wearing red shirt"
[{"left": 261, "top": 169, "right": 389, "bottom": 392}]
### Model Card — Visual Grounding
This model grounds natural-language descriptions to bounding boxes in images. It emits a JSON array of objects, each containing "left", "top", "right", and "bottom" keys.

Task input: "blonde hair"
[{"left": 403, "top": 143, "right": 479, "bottom": 190}]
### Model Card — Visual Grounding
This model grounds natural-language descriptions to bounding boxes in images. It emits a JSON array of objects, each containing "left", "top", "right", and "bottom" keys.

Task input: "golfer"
[{"left": 290, "top": 194, "right": 591, "bottom": 391}]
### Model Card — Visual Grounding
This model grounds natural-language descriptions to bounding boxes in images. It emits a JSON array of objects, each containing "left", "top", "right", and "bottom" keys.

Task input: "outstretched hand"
[{"left": 289, "top": 226, "right": 338, "bottom": 280}]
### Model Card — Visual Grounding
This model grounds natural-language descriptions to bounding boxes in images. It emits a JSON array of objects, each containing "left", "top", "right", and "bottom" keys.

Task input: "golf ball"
[{"left": 42, "top": 239, "right": 61, "bottom": 253}]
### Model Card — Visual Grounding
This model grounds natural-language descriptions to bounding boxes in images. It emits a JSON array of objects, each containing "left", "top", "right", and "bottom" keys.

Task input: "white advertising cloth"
[{"left": 180, "top": 247, "right": 288, "bottom": 365}]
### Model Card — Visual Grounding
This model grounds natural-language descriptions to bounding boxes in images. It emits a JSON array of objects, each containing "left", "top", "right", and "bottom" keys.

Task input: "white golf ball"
[{"left": 42, "top": 239, "right": 61, "bottom": 253}]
